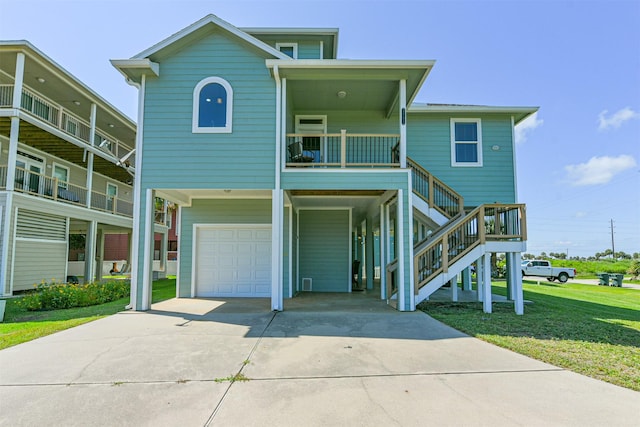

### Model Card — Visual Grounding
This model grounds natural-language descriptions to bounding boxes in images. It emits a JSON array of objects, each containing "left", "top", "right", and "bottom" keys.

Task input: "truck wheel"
[
  {"left": 558, "top": 273, "right": 569, "bottom": 283},
  {"left": 547, "top": 277, "right": 555, "bottom": 282}
]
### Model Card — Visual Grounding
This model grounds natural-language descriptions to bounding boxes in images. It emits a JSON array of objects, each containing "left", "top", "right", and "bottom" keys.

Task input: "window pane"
[
  {"left": 280, "top": 46, "right": 294, "bottom": 58},
  {"left": 199, "top": 83, "right": 227, "bottom": 128},
  {"left": 455, "top": 143, "right": 478, "bottom": 163},
  {"left": 54, "top": 166, "right": 68, "bottom": 182},
  {"left": 454, "top": 122, "right": 478, "bottom": 141}
]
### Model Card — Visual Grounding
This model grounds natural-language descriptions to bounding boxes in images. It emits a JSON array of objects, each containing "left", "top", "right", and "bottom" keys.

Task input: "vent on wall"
[{"left": 302, "top": 278, "right": 312, "bottom": 291}]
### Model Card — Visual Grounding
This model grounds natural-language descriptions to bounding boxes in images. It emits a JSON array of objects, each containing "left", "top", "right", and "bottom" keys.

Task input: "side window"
[
  {"left": 192, "top": 77, "right": 233, "bottom": 133},
  {"left": 451, "top": 118, "right": 483, "bottom": 167},
  {"left": 53, "top": 164, "right": 69, "bottom": 190},
  {"left": 276, "top": 43, "right": 298, "bottom": 59}
]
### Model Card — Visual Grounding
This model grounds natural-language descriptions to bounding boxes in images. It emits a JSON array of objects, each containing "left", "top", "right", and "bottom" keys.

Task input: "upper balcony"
[{"left": 285, "top": 131, "right": 400, "bottom": 168}]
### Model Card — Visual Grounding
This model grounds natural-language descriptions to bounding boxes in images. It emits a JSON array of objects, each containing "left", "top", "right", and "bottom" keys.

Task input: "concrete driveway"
[{"left": 1, "top": 297, "right": 638, "bottom": 426}]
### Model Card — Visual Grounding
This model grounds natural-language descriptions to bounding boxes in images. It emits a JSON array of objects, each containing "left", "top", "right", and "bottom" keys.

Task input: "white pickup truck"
[{"left": 521, "top": 260, "right": 576, "bottom": 283}]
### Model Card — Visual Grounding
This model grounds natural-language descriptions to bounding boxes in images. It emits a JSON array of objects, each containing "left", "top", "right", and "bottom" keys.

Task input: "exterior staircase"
[{"left": 398, "top": 158, "right": 527, "bottom": 304}]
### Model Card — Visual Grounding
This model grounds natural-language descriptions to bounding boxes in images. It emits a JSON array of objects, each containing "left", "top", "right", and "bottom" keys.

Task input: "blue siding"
[
  {"left": 178, "top": 198, "right": 271, "bottom": 296},
  {"left": 142, "top": 30, "right": 276, "bottom": 189},
  {"left": 282, "top": 170, "right": 410, "bottom": 190},
  {"left": 298, "top": 209, "right": 350, "bottom": 292},
  {"left": 407, "top": 113, "right": 516, "bottom": 206}
]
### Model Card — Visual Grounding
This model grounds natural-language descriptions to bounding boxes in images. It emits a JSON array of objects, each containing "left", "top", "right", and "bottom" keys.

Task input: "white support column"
[
  {"left": 84, "top": 221, "right": 98, "bottom": 283},
  {"left": 476, "top": 258, "right": 484, "bottom": 302},
  {"left": 366, "top": 216, "right": 374, "bottom": 290},
  {"left": 399, "top": 79, "right": 407, "bottom": 169},
  {"left": 482, "top": 254, "right": 492, "bottom": 313},
  {"left": 379, "top": 203, "right": 386, "bottom": 299},
  {"left": 0, "top": 194, "right": 14, "bottom": 295},
  {"left": 6, "top": 53, "right": 25, "bottom": 193},
  {"left": 462, "top": 267, "right": 472, "bottom": 291},
  {"left": 396, "top": 190, "right": 406, "bottom": 310},
  {"left": 271, "top": 189, "right": 284, "bottom": 311},
  {"left": 450, "top": 274, "right": 458, "bottom": 302},
  {"left": 510, "top": 252, "right": 524, "bottom": 315},
  {"left": 86, "top": 103, "right": 97, "bottom": 208},
  {"left": 140, "top": 188, "right": 155, "bottom": 310},
  {"left": 96, "top": 228, "right": 104, "bottom": 281}
]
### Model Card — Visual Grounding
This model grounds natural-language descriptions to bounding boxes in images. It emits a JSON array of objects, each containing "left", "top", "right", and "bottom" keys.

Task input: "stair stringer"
[
  {"left": 414, "top": 240, "right": 527, "bottom": 304},
  {"left": 416, "top": 244, "right": 485, "bottom": 304},
  {"left": 412, "top": 192, "right": 448, "bottom": 226}
]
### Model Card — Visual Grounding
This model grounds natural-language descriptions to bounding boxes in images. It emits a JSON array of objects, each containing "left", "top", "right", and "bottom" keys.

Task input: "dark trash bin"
[
  {"left": 610, "top": 274, "right": 623, "bottom": 287},
  {"left": 597, "top": 273, "right": 609, "bottom": 286}
]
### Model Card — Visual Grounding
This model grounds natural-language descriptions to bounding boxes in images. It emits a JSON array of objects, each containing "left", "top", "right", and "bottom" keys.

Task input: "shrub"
[
  {"left": 17, "top": 280, "right": 130, "bottom": 311},
  {"left": 629, "top": 260, "right": 640, "bottom": 280}
]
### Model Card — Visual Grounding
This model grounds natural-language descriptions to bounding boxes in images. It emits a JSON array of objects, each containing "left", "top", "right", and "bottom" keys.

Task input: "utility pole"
[{"left": 610, "top": 219, "right": 616, "bottom": 260}]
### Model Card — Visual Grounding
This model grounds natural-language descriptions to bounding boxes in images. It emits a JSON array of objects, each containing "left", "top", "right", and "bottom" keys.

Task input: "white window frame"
[
  {"left": 276, "top": 42, "right": 298, "bottom": 59},
  {"left": 192, "top": 77, "right": 233, "bottom": 134},
  {"left": 450, "top": 118, "right": 483, "bottom": 167},
  {"left": 52, "top": 163, "right": 70, "bottom": 190}
]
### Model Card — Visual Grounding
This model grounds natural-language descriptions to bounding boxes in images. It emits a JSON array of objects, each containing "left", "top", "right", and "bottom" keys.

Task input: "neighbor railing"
[
  {"left": 0, "top": 84, "right": 135, "bottom": 166},
  {"left": 285, "top": 131, "right": 400, "bottom": 167},
  {"left": 413, "top": 203, "right": 526, "bottom": 293},
  {"left": 1, "top": 165, "right": 134, "bottom": 219}
]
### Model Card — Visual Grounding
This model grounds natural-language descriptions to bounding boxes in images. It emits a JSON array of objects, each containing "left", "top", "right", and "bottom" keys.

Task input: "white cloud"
[
  {"left": 598, "top": 107, "right": 640, "bottom": 130},
  {"left": 565, "top": 155, "right": 637, "bottom": 186},
  {"left": 515, "top": 112, "right": 543, "bottom": 144},
  {"left": 574, "top": 212, "right": 587, "bottom": 218}
]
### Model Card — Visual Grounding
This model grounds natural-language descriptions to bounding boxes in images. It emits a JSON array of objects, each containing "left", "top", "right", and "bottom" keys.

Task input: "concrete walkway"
[{"left": 1, "top": 297, "right": 638, "bottom": 426}]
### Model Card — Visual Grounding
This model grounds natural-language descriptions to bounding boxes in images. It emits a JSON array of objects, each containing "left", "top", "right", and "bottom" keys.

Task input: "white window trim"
[
  {"left": 276, "top": 42, "right": 298, "bottom": 59},
  {"left": 52, "top": 163, "right": 70, "bottom": 190},
  {"left": 192, "top": 77, "right": 233, "bottom": 134},
  {"left": 107, "top": 182, "right": 118, "bottom": 198},
  {"left": 450, "top": 118, "right": 483, "bottom": 167}
]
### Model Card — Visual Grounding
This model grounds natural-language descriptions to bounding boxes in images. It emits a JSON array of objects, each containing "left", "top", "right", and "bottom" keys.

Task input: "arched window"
[{"left": 192, "top": 77, "right": 233, "bottom": 133}]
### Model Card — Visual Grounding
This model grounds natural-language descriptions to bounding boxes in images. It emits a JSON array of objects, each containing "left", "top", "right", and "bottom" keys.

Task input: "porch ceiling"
[
  {"left": 288, "top": 79, "right": 397, "bottom": 112},
  {"left": 270, "top": 59, "right": 434, "bottom": 113},
  {"left": 0, "top": 117, "right": 132, "bottom": 183},
  {"left": 289, "top": 190, "right": 385, "bottom": 224}
]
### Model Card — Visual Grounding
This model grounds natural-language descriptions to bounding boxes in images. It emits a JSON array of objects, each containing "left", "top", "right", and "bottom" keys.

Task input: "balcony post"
[
  {"left": 6, "top": 52, "right": 25, "bottom": 192},
  {"left": 86, "top": 103, "right": 97, "bottom": 208},
  {"left": 53, "top": 177, "right": 59, "bottom": 200},
  {"left": 340, "top": 129, "right": 347, "bottom": 168}
]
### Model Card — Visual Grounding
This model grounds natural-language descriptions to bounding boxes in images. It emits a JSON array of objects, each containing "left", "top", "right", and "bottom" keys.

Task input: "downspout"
[{"left": 125, "top": 75, "right": 145, "bottom": 310}]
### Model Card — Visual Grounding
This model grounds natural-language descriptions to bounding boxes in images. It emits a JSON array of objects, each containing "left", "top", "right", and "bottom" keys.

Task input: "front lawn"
[
  {"left": 419, "top": 280, "right": 640, "bottom": 391},
  {"left": 0, "top": 278, "right": 176, "bottom": 350}
]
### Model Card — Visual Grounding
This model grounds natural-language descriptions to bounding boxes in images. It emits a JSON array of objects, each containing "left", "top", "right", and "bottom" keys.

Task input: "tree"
[{"left": 629, "top": 260, "right": 640, "bottom": 280}]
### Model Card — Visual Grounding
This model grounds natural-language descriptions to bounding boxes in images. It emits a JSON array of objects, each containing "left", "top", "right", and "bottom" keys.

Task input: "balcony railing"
[
  {"left": 286, "top": 132, "right": 400, "bottom": 168},
  {"left": 0, "top": 165, "right": 133, "bottom": 219},
  {"left": 407, "top": 157, "right": 464, "bottom": 218},
  {"left": 0, "top": 84, "right": 135, "bottom": 166}
]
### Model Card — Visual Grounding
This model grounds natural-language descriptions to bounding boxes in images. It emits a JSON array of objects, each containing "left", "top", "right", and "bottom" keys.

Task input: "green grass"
[
  {"left": 419, "top": 280, "right": 640, "bottom": 391},
  {"left": 0, "top": 278, "right": 176, "bottom": 350}
]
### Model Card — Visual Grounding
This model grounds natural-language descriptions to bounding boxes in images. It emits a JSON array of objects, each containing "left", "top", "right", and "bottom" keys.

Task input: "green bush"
[
  {"left": 629, "top": 260, "right": 640, "bottom": 279},
  {"left": 17, "top": 280, "right": 130, "bottom": 311}
]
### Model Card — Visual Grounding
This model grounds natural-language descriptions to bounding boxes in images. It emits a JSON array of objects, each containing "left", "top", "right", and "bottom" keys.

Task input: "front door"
[{"left": 295, "top": 115, "right": 327, "bottom": 162}]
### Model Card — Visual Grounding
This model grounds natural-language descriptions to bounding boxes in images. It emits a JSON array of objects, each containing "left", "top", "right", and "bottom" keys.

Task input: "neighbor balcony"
[
  {"left": 285, "top": 131, "right": 400, "bottom": 168},
  {"left": 0, "top": 84, "right": 135, "bottom": 165},
  {"left": 0, "top": 165, "right": 134, "bottom": 218}
]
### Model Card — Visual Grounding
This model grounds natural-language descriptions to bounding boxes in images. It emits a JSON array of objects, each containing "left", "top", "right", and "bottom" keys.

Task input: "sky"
[{"left": 1, "top": 0, "right": 638, "bottom": 258}]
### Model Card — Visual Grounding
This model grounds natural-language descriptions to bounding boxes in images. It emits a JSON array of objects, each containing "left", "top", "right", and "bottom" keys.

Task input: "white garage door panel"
[{"left": 195, "top": 225, "right": 272, "bottom": 297}]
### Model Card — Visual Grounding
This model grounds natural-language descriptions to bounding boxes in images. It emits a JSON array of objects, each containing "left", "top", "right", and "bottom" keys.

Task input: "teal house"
[{"left": 113, "top": 14, "right": 536, "bottom": 313}]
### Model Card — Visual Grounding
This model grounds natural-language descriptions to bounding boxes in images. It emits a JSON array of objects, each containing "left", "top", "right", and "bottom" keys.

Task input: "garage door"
[{"left": 195, "top": 225, "right": 271, "bottom": 297}]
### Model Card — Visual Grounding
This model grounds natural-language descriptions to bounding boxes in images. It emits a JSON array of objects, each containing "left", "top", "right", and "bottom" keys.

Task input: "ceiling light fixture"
[
  {"left": 337, "top": 90, "right": 347, "bottom": 98},
  {"left": 108, "top": 123, "right": 115, "bottom": 128},
  {"left": 37, "top": 77, "right": 45, "bottom": 83},
  {"left": 73, "top": 100, "right": 81, "bottom": 106}
]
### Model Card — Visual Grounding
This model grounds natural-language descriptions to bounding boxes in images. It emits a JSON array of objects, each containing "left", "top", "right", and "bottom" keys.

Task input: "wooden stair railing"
[
  {"left": 413, "top": 204, "right": 526, "bottom": 294},
  {"left": 407, "top": 157, "right": 464, "bottom": 219}
]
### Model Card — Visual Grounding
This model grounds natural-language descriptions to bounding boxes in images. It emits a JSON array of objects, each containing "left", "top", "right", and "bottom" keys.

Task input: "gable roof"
[
  {"left": 241, "top": 27, "right": 339, "bottom": 59},
  {"left": 133, "top": 14, "right": 290, "bottom": 61}
]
